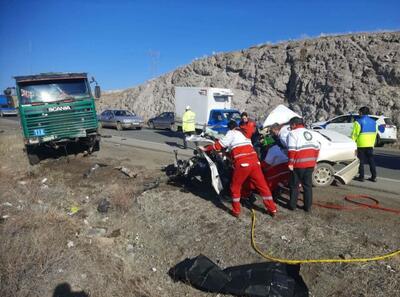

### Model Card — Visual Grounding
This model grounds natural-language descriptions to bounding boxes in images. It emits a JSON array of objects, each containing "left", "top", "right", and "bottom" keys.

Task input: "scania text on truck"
[
  {"left": 173, "top": 87, "right": 240, "bottom": 134},
  {"left": 11, "top": 72, "right": 101, "bottom": 165}
]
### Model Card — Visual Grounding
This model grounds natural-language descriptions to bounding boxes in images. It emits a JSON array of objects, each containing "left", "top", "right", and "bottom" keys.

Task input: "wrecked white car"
[
  {"left": 166, "top": 105, "right": 359, "bottom": 196},
  {"left": 262, "top": 105, "right": 359, "bottom": 187}
]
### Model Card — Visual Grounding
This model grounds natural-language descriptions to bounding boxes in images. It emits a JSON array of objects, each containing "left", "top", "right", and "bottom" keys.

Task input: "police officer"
[
  {"left": 182, "top": 105, "right": 196, "bottom": 149},
  {"left": 352, "top": 106, "right": 377, "bottom": 182}
]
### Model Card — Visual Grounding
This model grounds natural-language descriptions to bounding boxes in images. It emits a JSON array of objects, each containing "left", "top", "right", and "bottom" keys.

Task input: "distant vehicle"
[
  {"left": 12, "top": 72, "right": 101, "bottom": 165},
  {"left": 148, "top": 112, "right": 175, "bottom": 129},
  {"left": 98, "top": 109, "right": 144, "bottom": 130},
  {"left": 173, "top": 87, "right": 241, "bottom": 134},
  {"left": 311, "top": 114, "right": 397, "bottom": 146},
  {"left": 0, "top": 94, "right": 17, "bottom": 116}
]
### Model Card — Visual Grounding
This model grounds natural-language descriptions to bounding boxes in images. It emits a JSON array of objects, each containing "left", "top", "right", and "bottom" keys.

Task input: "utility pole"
[{"left": 147, "top": 50, "right": 160, "bottom": 78}]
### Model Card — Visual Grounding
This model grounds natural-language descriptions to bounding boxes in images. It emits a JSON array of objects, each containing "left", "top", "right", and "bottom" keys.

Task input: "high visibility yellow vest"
[
  {"left": 182, "top": 110, "right": 196, "bottom": 132},
  {"left": 351, "top": 116, "right": 377, "bottom": 148}
]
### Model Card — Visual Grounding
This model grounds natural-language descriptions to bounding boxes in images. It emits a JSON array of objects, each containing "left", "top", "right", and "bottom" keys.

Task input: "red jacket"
[
  {"left": 287, "top": 125, "right": 320, "bottom": 169},
  {"left": 239, "top": 119, "right": 256, "bottom": 139},
  {"left": 207, "top": 129, "right": 258, "bottom": 165}
]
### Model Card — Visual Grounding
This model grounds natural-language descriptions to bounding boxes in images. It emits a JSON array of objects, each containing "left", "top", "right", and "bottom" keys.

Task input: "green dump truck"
[{"left": 12, "top": 72, "right": 101, "bottom": 165}]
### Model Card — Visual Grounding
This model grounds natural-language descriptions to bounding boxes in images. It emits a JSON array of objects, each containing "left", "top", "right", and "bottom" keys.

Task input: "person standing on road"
[
  {"left": 203, "top": 120, "right": 277, "bottom": 217},
  {"left": 239, "top": 112, "right": 257, "bottom": 140},
  {"left": 182, "top": 105, "right": 196, "bottom": 149},
  {"left": 352, "top": 106, "right": 377, "bottom": 182},
  {"left": 287, "top": 117, "right": 320, "bottom": 212}
]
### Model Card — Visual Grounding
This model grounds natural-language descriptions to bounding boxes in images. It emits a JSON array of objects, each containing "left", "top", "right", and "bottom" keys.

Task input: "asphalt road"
[{"left": 2, "top": 116, "right": 400, "bottom": 194}]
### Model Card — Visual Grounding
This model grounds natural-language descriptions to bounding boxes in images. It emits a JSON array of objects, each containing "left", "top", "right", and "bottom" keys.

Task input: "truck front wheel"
[{"left": 26, "top": 146, "right": 40, "bottom": 165}]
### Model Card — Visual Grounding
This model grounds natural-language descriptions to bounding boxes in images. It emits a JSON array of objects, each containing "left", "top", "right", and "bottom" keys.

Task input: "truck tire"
[
  {"left": 116, "top": 122, "right": 123, "bottom": 131},
  {"left": 312, "top": 162, "right": 335, "bottom": 187},
  {"left": 26, "top": 146, "right": 40, "bottom": 165}
]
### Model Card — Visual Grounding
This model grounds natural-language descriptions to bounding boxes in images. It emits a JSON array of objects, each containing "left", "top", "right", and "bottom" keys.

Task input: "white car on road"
[{"left": 311, "top": 114, "right": 397, "bottom": 146}]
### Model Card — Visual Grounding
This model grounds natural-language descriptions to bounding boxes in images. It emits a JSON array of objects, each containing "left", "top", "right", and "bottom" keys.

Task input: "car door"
[
  {"left": 156, "top": 112, "right": 168, "bottom": 129},
  {"left": 325, "top": 115, "right": 348, "bottom": 136},
  {"left": 100, "top": 111, "right": 111, "bottom": 127}
]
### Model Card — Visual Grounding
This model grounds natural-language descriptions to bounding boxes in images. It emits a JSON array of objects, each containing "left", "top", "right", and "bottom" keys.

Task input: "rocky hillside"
[{"left": 99, "top": 31, "right": 400, "bottom": 126}]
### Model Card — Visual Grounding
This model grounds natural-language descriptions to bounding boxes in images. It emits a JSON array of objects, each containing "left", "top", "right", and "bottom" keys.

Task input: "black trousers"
[
  {"left": 357, "top": 147, "right": 376, "bottom": 179},
  {"left": 183, "top": 131, "right": 194, "bottom": 149},
  {"left": 289, "top": 167, "right": 314, "bottom": 211}
]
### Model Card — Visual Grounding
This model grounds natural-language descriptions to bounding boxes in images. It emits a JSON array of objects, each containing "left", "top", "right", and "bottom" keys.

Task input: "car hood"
[
  {"left": 311, "top": 121, "right": 327, "bottom": 127},
  {"left": 262, "top": 105, "right": 301, "bottom": 128}
]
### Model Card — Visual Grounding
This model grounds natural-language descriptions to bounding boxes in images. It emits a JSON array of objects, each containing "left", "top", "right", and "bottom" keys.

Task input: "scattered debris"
[
  {"left": 281, "top": 235, "right": 289, "bottom": 242},
  {"left": 339, "top": 253, "right": 352, "bottom": 260},
  {"left": 152, "top": 267, "right": 157, "bottom": 272},
  {"left": 108, "top": 228, "right": 122, "bottom": 238},
  {"left": 2, "top": 202, "right": 13, "bottom": 207},
  {"left": 2, "top": 214, "right": 10, "bottom": 219},
  {"left": 126, "top": 244, "right": 134, "bottom": 253},
  {"left": 18, "top": 180, "right": 27, "bottom": 185},
  {"left": 101, "top": 216, "right": 109, "bottom": 222},
  {"left": 143, "top": 180, "right": 160, "bottom": 191},
  {"left": 87, "top": 227, "right": 107, "bottom": 237},
  {"left": 68, "top": 206, "right": 80, "bottom": 216},
  {"left": 83, "top": 164, "right": 100, "bottom": 178},
  {"left": 41, "top": 178, "right": 48, "bottom": 184},
  {"left": 67, "top": 241, "right": 74, "bottom": 248},
  {"left": 97, "top": 198, "right": 111, "bottom": 213},
  {"left": 115, "top": 166, "right": 137, "bottom": 178}
]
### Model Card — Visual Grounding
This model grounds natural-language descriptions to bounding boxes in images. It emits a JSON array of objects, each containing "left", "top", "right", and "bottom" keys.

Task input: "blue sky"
[{"left": 0, "top": 0, "right": 399, "bottom": 91}]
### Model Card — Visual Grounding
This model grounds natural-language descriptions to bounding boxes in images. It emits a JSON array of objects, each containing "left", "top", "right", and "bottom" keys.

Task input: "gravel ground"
[{"left": 0, "top": 131, "right": 399, "bottom": 297}]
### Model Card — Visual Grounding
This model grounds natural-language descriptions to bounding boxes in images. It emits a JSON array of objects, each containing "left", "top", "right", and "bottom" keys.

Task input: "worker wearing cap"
[
  {"left": 182, "top": 105, "right": 196, "bottom": 149},
  {"left": 203, "top": 120, "right": 277, "bottom": 217},
  {"left": 352, "top": 106, "right": 377, "bottom": 182},
  {"left": 287, "top": 117, "right": 320, "bottom": 211}
]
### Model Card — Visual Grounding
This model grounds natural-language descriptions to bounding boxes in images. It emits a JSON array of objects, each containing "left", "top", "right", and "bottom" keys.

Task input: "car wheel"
[
  {"left": 170, "top": 123, "right": 177, "bottom": 132},
  {"left": 149, "top": 121, "right": 155, "bottom": 129},
  {"left": 375, "top": 135, "right": 383, "bottom": 147},
  {"left": 312, "top": 162, "right": 335, "bottom": 187},
  {"left": 136, "top": 127, "right": 142, "bottom": 130},
  {"left": 0, "top": 112, "right": 3, "bottom": 117},
  {"left": 116, "top": 122, "right": 123, "bottom": 131}
]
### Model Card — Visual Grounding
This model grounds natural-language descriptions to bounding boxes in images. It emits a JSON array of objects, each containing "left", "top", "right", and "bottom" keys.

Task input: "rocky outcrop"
[{"left": 99, "top": 31, "right": 400, "bottom": 126}]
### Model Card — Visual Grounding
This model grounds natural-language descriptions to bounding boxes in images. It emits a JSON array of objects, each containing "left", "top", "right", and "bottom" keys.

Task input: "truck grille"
[{"left": 24, "top": 101, "right": 97, "bottom": 139}]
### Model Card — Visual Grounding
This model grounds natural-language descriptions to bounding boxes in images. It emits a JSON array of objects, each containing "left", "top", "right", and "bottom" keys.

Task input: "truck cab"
[
  {"left": 174, "top": 87, "right": 240, "bottom": 134},
  {"left": 0, "top": 94, "right": 17, "bottom": 117},
  {"left": 207, "top": 109, "right": 241, "bottom": 134},
  {"left": 14, "top": 72, "right": 101, "bottom": 164}
]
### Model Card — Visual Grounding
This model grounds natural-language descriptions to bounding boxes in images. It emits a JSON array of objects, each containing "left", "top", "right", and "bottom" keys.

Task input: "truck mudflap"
[{"left": 334, "top": 159, "right": 360, "bottom": 185}]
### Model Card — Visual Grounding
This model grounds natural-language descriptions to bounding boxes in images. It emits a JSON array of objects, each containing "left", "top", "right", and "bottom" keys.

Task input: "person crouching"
[{"left": 203, "top": 120, "right": 277, "bottom": 217}]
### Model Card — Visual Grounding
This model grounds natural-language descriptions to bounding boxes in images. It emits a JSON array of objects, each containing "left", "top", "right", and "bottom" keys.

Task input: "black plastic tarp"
[{"left": 169, "top": 254, "right": 309, "bottom": 297}]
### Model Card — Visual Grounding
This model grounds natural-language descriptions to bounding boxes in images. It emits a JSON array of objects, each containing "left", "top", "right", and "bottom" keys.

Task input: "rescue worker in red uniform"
[
  {"left": 287, "top": 117, "right": 320, "bottom": 211},
  {"left": 239, "top": 112, "right": 257, "bottom": 140},
  {"left": 204, "top": 120, "right": 277, "bottom": 217},
  {"left": 260, "top": 135, "right": 290, "bottom": 196}
]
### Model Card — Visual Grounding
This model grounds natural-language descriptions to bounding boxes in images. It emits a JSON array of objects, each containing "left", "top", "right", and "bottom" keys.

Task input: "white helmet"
[{"left": 185, "top": 105, "right": 191, "bottom": 110}]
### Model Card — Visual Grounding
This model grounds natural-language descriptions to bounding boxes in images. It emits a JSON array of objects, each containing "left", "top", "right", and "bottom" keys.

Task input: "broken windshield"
[{"left": 18, "top": 79, "right": 90, "bottom": 104}]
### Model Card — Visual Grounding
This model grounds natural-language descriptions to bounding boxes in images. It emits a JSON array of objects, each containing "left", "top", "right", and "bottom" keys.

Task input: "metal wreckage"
[{"left": 165, "top": 105, "right": 359, "bottom": 197}]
